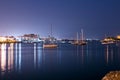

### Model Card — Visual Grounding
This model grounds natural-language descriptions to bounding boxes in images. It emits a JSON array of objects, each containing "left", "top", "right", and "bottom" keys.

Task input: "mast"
[
  {"left": 51, "top": 24, "right": 53, "bottom": 37},
  {"left": 81, "top": 29, "right": 84, "bottom": 41},
  {"left": 76, "top": 32, "right": 79, "bottom": 43},
  {"left": 80, "top": 29, "right": 87, "bottom": 45}
]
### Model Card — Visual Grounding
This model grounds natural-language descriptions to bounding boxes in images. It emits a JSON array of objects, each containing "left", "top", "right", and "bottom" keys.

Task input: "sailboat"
[
  {"left": 43, "top": 25, "right": 57, "bottom": 48},
  {"left": 79, "top": 29, "right": 87, "bottom": 45},
  {"left": 72, "top": 32, "right": 80, "bottom": 45}
]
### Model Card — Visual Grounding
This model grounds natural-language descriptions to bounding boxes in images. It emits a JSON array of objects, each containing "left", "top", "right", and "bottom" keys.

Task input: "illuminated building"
[
  {"left": 0, "top": 36, "right": 17, "bottom": 43},
  {"left": 20, "top": 34, "right": 41, "bottom": 43}
]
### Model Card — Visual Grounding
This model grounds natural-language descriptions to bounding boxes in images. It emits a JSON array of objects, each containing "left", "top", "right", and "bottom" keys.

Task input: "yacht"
[
  {"left": 101, "top": 37, "right": 115, "bottom": 44},
  {"left": 43, "top": 25, "right": 57, "bottom": 48}
]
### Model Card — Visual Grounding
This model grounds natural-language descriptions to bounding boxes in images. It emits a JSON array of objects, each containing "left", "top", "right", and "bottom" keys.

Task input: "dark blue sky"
[{"left": 0, "top": 0, "right": 120, "bottom": 39}]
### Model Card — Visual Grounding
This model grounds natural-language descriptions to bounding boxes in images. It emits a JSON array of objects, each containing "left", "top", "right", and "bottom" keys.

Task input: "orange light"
[{"left": 117, "top": 35, "right": 120, "bottom": 39}]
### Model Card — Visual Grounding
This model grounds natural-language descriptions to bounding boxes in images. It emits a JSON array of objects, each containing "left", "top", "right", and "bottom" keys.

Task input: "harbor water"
[{"left": 0, "top": 41, "right": 120, "bottom": 80}]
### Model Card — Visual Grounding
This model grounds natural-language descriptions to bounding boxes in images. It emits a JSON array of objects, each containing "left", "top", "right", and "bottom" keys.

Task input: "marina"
[{"left": 0, "top": 0, "right": 120, "bottom": 80}]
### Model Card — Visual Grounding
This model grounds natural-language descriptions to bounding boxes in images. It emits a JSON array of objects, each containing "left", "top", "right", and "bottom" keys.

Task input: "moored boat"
[
  {"left": 101, "top": 37, "right": 116, "bottom": 45},
  {"left": 72, "top": 32, "right": 80, "bottom": 45},
  {"left": 43, "top": 24, "right": 58, "bottom": 48},
  {"left": 43, "top": 44, "right": 57, "bottom": 48},
  {"left": 79, "top": 29, "right": 87, "bottom": 45}
]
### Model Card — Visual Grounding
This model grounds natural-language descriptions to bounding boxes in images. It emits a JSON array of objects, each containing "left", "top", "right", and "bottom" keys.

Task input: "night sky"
[{"left": 0, "top": 0, "right": 120, "bottom": 39}]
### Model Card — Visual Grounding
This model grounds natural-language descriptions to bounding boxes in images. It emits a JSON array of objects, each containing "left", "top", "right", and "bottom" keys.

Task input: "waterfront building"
[
  {"left": 20, "top": 34, "right": 41, "bottom": 43},
  {"left": 0, "top": 36, "right": 17, "bottom": 43}
]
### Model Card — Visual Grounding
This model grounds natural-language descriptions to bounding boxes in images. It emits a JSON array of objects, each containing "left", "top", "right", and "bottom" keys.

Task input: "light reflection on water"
[
  {"left": 104, "top": 44, "right": 118, "bottom": 64},
  {"left": 8, "top": 43, "right": 14, "bottom": 72},
  {"left": 0, "top": 43, "right": 43, "bottom": 73},
  {"left": 0, "top": 42, "right": 120, "bottom": 80},
  {"left": 1, "top": 44, "right": 6, "bottom": 73}
]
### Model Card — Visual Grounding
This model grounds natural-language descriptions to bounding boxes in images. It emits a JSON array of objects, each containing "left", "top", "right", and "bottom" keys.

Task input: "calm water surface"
[{"left": 0, "top": 41, "right": 120, "bottom": 80}]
